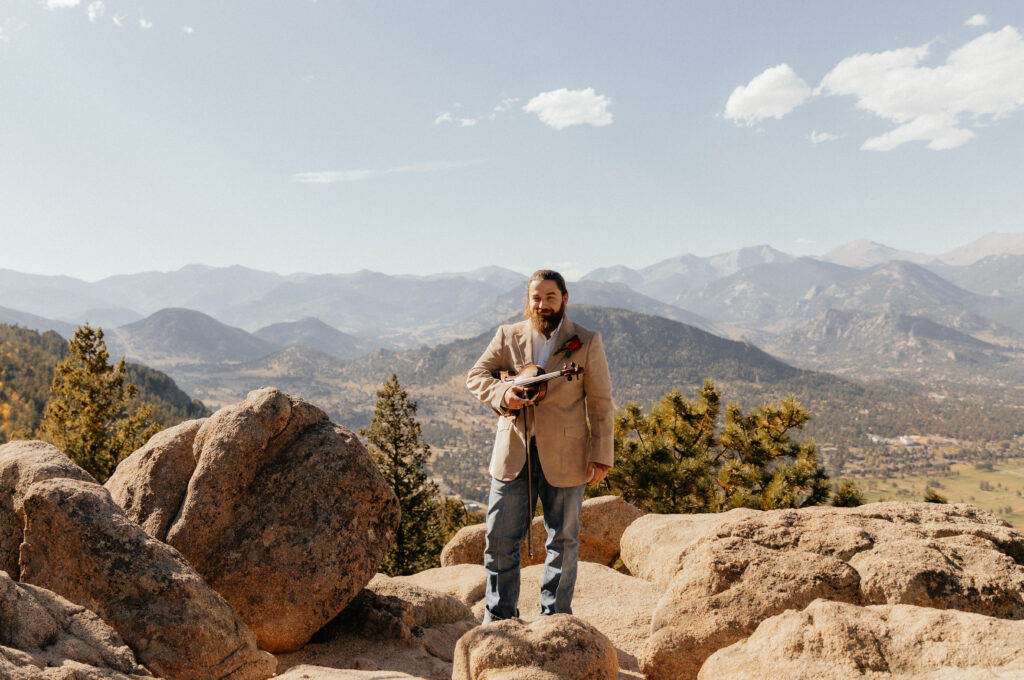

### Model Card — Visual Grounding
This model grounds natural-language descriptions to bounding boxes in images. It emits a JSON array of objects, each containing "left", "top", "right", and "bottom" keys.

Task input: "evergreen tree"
[
  {"left": 40, "top": 324, "right": 158, "bottom": 482},
  {"left": 923, "top": 487, "right": 948, "bottom": 504},
  {"left": 590, "top": 380, "right": 830, "bottom": 513},
  {"left": 360, "top": 374, "right": 457, "bottom": 575},
  {"left": 831, "top": 480, "right": 865, "bottom": 507}
]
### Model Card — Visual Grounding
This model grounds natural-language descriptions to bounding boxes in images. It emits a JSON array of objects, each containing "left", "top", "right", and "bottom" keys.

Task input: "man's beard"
[{"left": 529, "top": 304, "right": 565, "bottom": 338}]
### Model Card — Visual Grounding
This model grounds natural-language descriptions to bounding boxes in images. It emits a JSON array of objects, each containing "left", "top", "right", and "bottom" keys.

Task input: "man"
[{"left": 466, "top": 269, "right": 613, "bottom": 623}]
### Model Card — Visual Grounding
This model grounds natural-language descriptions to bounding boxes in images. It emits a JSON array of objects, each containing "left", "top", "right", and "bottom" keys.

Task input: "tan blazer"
[{"left": 467, "top": 316, "right": 613, "bottom": 487}]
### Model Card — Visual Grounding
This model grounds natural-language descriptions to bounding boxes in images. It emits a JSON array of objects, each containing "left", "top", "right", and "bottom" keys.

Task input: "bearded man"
[{"left": 466, "top": 269, "right": 613, "bottom": 623}]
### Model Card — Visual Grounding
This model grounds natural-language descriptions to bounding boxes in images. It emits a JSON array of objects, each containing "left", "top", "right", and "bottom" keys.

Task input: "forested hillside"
[{"left": 0, "top": 323, "right": 209, "bottom": 443}]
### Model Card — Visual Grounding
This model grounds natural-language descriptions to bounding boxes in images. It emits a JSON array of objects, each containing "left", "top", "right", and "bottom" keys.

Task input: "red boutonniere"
[{"left": 556, "top": 335, "right": 583, "bottom": 359}]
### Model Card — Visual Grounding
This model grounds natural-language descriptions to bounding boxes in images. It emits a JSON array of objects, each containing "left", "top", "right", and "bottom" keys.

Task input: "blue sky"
[{"left": 2, "top": 1, "right": 1023, "bottom": 281}]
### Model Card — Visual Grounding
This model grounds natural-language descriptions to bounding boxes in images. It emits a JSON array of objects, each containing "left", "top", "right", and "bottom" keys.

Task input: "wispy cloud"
[
  {"left": 725, "top": 25, "right": 1024, "bottom": 151},
  {"left": 522, "top": 88, "right": 613, "bottom": 130},
  {"left": 434, "top": 97, "right": 520, "bottom": 127},
  {"left": 808, "top": 130, "right": 842, "bottom": 143},
  {"left": 293, "top": 160, "right": 478, "bottom": 184},
  {"left": 112, "top": 13, "right": 124, "bottom": 27},
  {"left": 966, "top": 14, "right": 989, "bottom": 27},
  {"left": 86, "top": 1, "right": 103, "bottom": 22},
  {"left": 723, "top": 64, "right": 812, "bottom": 127},
  {"left": 182, "top": 25, "right": 195, "bottom": 34},
  {"left": 44, "top": 0, "right": 80, "bottom": 9},
  {"left": 139, "top": 18, "right": 152, "bottom": 29},
  {"left": 796, "top": 237, "right": 817, "bottom": 245}
]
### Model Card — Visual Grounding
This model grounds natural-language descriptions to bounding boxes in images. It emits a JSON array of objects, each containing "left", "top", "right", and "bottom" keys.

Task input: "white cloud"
[
  {"left": 139, "top": 18, "right": 152, "bottom": 29},
  {"left": 819, "top": 27, "right": 1024, "bottom": 150},
  {"left": 522, "top": 88, "right": 613, "bottom": 130},
  {"left": 434, "top": 111, "right": 478, "bottom": 127},
  {"left": 494, "top": 97, "right": 520, "bottom": 113},
  {"left": 112, "top": 14, "right": 124, "bottom": 27},
  {"left": 44, "top": 0, "right": 80, "bottom": 8},
  {"left": 966, "top": 14, "right": 989, "bottom": 27},
  {"left": 293, "top": 160, "right": 477, "bottom": 184},
  {"left": 86, "top": 1, "right": 103, "bottom": 22},
  {"left": 182, "top": 25, "right": 195, "bottom": 34},
  {"left": 724, "top": 64, "right": 812, "bottom": 126},
  {"left": 808, "top": 130, "right": 842, "bottom": 143}
]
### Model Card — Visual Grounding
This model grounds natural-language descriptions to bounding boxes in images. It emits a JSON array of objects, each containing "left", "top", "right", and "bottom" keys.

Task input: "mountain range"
[{"left": 4, "top": 233, "right": 1024, "bottom": 386}]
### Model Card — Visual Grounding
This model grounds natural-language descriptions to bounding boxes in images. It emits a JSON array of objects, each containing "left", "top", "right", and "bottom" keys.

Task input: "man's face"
[{"left": 527, "top": 279, "right": 568, "bottom": 336}]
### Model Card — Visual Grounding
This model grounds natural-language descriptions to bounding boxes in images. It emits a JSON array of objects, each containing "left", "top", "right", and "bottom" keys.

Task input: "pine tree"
[
  {"left": 831, "top": 480, "right": 865, "bottom": 507},
  {"left": 360, "top": 374, "right": 454, "bottom": 575},
  {"left": 40, "top": 324, "right": 158, "bottom": 482},
  {"left": 590, "top": 380, "right": 831, "bottom": 513}
]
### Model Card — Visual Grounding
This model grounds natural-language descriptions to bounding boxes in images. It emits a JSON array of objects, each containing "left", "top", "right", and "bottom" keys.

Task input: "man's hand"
[
  {"left": 501, "top": 385, "right": 534, "bottom": 411},
  {"left": 587, "top": 462, "right": 609, "bottom": 486}
]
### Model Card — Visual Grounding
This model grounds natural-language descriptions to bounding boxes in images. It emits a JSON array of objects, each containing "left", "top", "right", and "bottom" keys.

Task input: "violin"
[{"left": 493, "top": 362, "right": 584, "bottom": 404}]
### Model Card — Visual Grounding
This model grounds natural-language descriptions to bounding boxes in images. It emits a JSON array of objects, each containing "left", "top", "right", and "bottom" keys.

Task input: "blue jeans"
[{"left": 482, "top": 439, "right": 586, "bottom": 623}]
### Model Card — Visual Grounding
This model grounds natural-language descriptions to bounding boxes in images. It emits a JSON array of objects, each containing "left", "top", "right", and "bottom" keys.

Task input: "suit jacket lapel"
[
  {"left": 520, "top": 321, "right": 533, "bottom": 369},
  {"left": 544, "top": 317, "right": 576, "bottom": 372}
]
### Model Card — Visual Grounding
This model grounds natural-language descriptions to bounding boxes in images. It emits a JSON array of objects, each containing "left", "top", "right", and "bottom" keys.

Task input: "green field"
[{"left": 854, "top": 458, "right": 1024, "bottom": 527}]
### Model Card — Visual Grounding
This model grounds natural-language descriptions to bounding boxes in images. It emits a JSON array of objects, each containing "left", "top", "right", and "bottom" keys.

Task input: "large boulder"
[
  {"left": 0, "top": 440, "right": 95, "bottom": 578},
  {"left": 105, "top": 419, "right": 205, "bottom": 539},
  {"left": 641, "top": 537, "right": 861, "bottom": 680},
  {"left": 639, "top": 502, "right": 1024, "bottom": 680},
  {"left": 108, "top": 388, "right": 401, "bottom": 653},
  {"left": 619, "top": 508, "right": 758, "bottom": 584},
  {"left": 452, "top": 615, "right": 618, "bottom": 680},
  {"left": 440, "top": 495, "right": 642, "bottom": 568},
  {"left": 0, "top": 570, "right": 152, "bottom": 679},
  {"left": 18, "top": 476, "right": 276, "bottom": 680},
  {"left": 699, "top": 599, "right": 1024, "bottom": 679}
]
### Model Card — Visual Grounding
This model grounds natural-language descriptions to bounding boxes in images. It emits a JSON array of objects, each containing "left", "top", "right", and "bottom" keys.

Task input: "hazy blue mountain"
[
  {"left": 94, "top": 264, "right": 289, "bottom": 317},
  {"left": 108, "top": 308, "right": 278, "bottom": 367},
  {"left": 674, "top": 258, "right": 860, "bottom": 328},
  {"left": 820, "top": 240, "right": 933, "bottom": 268},
  {"left": 763, "top": 309, "right": 1021, "bottom": 381},
  {"left": 0, "top": 305, "right": 76, "bottom": 337},
  {"left": 253, "top": 317, "right": 370, "bottom": 359}
]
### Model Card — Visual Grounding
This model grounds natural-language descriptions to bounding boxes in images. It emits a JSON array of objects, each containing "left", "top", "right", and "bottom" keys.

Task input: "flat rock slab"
[
  {"left": 397, "top": 564, "right": 487, "bottom": 607},
  {"left": 109, "top": 388, "right": 401, "bottom": 653},
  {"left": 275, "top": 666, "right": 430, "bottom": 680},
  {"left": 699, "top": 599, "right": 1024, "bottom": 679}
]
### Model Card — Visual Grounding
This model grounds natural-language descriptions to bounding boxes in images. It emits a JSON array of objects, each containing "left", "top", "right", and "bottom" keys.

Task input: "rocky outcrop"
[
  {"left": 367, "top": 574, "right": 472, "bottom": 629},
  {"left": 440, "top": 495, "right": 642, "bottom": 568},
  {"left": 637, "top": 502, "right": 1024, "bottom": 680},
  {"left": 452, "top": 615, "right": 618, "bottom": 680},
  {"left": 619, "top": 508, "right": 757, "bottom": 584},
  {"left": 398, "top": 564, "right": 487, "bottom": 607},
  {"left": 699, "top": 599, "right": 1024, "bottom": 679},
  {"left": 109, "top": 388, "right": 401, "bottom": 653},
  {"left": 0, "top": 440, "right": 95, "bottom": 578},
  {"left": 0, "top": 570, "right": 152, "bottom": 680},
  {"left": 274, "top": 668, "right": 430, "bottom": 679},
  {"left": 105, "top": 418, "right": 204, "bottom": 539},
  {"left": 18, "top": 476, "right": 276, "bottom": 680}
]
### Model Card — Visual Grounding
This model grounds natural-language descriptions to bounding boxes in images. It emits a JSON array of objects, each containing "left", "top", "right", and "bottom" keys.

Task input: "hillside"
[
  {"left": 253, "top": 317, "right": 369, "bottom": 359},
  {"left": 108, "top": 308, "right": 279, "bottom": 367},
  {"left": 0, "top": 323, "right": 209, "bottom": 443}
]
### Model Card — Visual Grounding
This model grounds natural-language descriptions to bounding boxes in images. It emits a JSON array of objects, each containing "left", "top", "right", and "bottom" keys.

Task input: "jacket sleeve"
[
  {"left": 584, "top": 331, "right": 614, "bottom": 467},
  {"left": 467, "top": 326, "right": 512, "bottom": 415}
]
